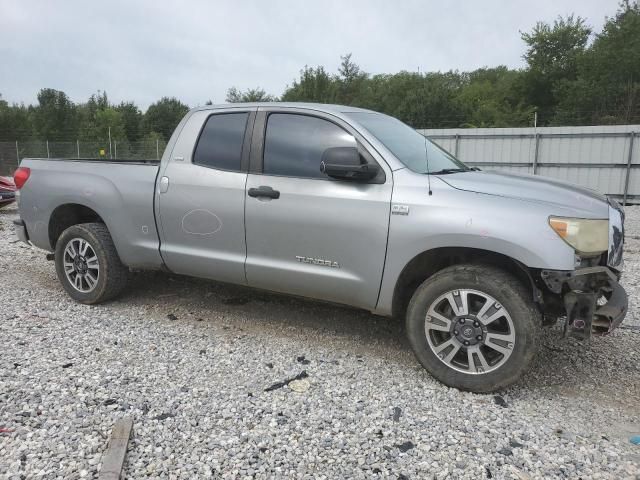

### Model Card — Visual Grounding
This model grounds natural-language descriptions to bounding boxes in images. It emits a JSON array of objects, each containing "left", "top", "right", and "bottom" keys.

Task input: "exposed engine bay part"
[{"left": 540, "top": 267, "right": 627, "bottom": 340}]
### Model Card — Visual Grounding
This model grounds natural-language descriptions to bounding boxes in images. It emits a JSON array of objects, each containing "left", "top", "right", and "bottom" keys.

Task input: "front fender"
[{"left": 375, "top": 174, "right": 576, "bottom": 316}]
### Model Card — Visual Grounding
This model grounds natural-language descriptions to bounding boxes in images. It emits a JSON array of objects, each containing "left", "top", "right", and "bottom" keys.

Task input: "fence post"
[
  {"left": 156, "top": 139, "right": 159, "bottom": 160},
  {"left": 46, "top": 140, "right": 50, "bottom": 158},
  {"left": 623, "top": 132, "right": 635, "bottom": 206},
  {"left": 77, "top": 140, "right": 80, "bottom": 158},
  {"left": 15, "top": 140, "right": 19, "bottom": 165},
  {"left": 114, "top": 141, "right": 117, "bottom": 160},
  {"left": 532, "top": 133, "right": 540, "bottom": 175},
  {"left": 454, "top": 133, "right": 460, "bottom": 158}
]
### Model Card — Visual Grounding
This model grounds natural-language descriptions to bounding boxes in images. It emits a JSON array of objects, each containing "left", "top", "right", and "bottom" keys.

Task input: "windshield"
[{"left": 346, "top": 112, "right": 469, "bottom": 174}]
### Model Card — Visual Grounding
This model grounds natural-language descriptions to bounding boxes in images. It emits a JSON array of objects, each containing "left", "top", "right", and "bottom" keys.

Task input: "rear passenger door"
[
  {"left": 244, "top": 108, "right": 393, "bottom": 309},
  {"left": 157, "top": 108, "right": 255, "bottom": 284}
]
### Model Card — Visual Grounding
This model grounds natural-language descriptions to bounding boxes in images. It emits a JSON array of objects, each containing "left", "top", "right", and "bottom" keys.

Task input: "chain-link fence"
[{"left": 0, "top": 139, "right": 168, "bottom": 175}]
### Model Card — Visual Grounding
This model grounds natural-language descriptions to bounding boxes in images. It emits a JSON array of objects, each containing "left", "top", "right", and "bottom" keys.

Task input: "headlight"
[{"left": 548, "top": 217, "right": 608, "bottom": 254}]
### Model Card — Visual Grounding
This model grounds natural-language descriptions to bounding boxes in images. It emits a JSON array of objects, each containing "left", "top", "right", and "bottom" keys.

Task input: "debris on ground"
[
  {"left": 288, "top": 378, "right": 311, "bottom": 393},
  {"left": 98, "top": 417, "right": 133, "bottom": 480},
  {"left": 296, "top": 355, "right": 311, "bottom": 365},
  {"left": 152, "top": 413, "right": 176, "bottom": 421},
  {"left": 392, "top": 406, "right": 402, "bottom": 422},
  {"left": 493, "top": 395, "right": 508, "bottom": 408},
  {"left": 264, "top": 371, "right": 308, "bottom": 392},
  {"left": 395, "top": 441, "right": 415, "bottom": 453}
]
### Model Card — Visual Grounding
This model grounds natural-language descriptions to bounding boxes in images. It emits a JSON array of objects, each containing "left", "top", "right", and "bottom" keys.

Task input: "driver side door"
[{"left": 244, "top": 108, "right": 393, "bottom": 310}]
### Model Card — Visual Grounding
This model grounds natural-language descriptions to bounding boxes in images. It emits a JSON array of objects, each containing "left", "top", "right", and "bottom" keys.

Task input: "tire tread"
[
  {"left": 406, "top": 263, "right": 540, "bottom": 392},
  {"left": 54, "top": 222, "right": 128, "bottom": 304}
]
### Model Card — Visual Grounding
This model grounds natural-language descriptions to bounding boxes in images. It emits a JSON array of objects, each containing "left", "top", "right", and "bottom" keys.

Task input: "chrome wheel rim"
[
  {"left": 63, "top": 238, "right": 100, "bottom": 293},
  {"left": 425, "top": 289, "right": 515, "bottom": 375}
]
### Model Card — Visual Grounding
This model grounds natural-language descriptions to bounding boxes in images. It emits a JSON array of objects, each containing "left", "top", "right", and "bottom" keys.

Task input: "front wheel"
[
  {"left": 54, "top": 223, "right": 128, "bottom": 304},
  {"left": 406, "top": 264, "right": 540, "bottom": 392}
]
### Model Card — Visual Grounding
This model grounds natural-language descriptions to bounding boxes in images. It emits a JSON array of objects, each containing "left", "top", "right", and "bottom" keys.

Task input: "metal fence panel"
[{"left": 421, "top": 125, "right": 640, "bottom": 204}]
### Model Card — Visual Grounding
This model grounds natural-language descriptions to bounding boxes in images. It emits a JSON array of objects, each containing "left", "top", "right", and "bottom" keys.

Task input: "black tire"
[
  {"left": 54, "top": 223, "right": 128, "bottom": 304},
  {"left": 406, "top": 264, "right": 540, "bottom": 392}
]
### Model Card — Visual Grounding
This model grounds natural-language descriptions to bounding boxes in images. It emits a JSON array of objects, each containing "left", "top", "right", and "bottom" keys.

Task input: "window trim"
[
  {"left": 190, "top": 111, "right": 256, "bottom": 173},
  {"left": 251, "top": 110, "right": 386, "bottom": 184}
]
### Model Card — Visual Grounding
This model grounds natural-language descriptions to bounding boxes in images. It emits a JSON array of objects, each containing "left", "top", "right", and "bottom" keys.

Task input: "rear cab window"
[{"left": 193, "top": 113, "right": 249, "bottom": 171}]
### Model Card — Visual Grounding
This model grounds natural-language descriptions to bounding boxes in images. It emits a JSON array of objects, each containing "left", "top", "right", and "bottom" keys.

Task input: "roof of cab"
[{"left": 190, "top": 102, "right": 377, "bottom": 115}]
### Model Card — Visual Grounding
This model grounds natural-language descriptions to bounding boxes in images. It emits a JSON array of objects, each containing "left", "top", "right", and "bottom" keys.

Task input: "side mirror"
[{"left": 320, "top": 147, "right": 380, "bottom": 182}]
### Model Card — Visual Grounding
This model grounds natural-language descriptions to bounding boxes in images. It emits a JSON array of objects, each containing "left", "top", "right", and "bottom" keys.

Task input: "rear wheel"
[
  {"left": 54, "top": 223, "right": 128, "bottom": 304},
  {"left": 406, "top": 264, "right": 540, "bottom": 392}
]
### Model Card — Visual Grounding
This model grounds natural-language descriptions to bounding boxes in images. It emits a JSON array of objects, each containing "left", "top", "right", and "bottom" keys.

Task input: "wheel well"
[
  {"left": 48, "top": 204, "right": 104, "bottom": 248},
  {"left": 391, "top": 247, "right": 536, "bottom": 319}
]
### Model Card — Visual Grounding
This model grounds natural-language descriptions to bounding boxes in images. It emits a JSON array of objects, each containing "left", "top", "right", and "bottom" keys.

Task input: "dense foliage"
[{"left": 1, "top": 1, "right": 639, "bottom": 142}]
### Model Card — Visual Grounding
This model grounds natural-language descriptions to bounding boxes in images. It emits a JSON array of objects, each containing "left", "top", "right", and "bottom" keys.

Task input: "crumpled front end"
[{"left": 539, "top": 199, "right": 627, "bottom": 340}]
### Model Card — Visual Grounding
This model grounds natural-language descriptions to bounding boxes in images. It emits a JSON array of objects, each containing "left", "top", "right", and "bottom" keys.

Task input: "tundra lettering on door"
[{"left": 295, "top": 255, "right": 340, "bottom": 268}]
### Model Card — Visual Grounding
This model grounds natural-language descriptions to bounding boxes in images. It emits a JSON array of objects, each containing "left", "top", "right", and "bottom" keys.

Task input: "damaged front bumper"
[{"left": 541, "top": 267, "right": 627, "bottom": 340}]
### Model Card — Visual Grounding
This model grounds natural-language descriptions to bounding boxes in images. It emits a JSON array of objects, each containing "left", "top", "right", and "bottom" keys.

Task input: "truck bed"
[{"left": 17, "top": 157, "right": 164, "bottom": 269}]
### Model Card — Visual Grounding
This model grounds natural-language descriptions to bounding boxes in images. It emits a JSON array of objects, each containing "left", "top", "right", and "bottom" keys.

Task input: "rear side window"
[
  {"left": 263, "top": 113, "right": 357, "bottom": 179},
  {"left": 193, "top": 112, "right": 249, "bottom": 171}
]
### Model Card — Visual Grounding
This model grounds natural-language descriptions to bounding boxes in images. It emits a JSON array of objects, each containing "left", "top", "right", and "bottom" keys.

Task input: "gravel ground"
[{"left": 1, "top": 204, "right": 639, "bottom": 480}]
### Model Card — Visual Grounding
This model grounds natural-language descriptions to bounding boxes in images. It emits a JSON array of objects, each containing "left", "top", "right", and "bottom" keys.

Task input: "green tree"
[
  {"left": 281, "top": 66, "right": 337, "bottom": 103},
  {"left": 358, "top": 71, "right": 467, "bottom": 128},
  {"left": 0, "top": 94, "right": 32, "bottom": 141},
  {"left": 74, "top": 91, "right": 127, "bottom": 143},
  {"left": 95, "top": 108, "right": 125, "bottom": 141},
  {"left": 115, "top": 102, "right": 143, "bottom": 142},
  {"left": 556, "top": 1, "right": 640, "bottom": 124},
  {"left": 335, "top": 53, "right": 368, "bottom": 105},
  {"left": 31, "top": 88, "right": 78, "bottom": 140},
  {"left": 520, "top": 15, "right": 591, "bottom": 123},
  {"left": 226, "top": 87, "right": 277, "bottom": 102},
  {"left": 142, "top": 97, "right": 189, "bottom": 141},
  {"left": 457, "top": 68, "right": 532, "bottom": 127}
]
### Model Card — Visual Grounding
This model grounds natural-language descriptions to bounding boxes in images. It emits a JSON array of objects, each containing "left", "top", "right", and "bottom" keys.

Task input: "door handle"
[{"left": 248, "top": 186, "right": 280, "bottom": 199}]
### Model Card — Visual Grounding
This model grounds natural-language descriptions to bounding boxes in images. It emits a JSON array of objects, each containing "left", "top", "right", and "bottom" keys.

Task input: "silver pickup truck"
[{"left": 13, "top": 103, "right": 627, "bottom": 392}]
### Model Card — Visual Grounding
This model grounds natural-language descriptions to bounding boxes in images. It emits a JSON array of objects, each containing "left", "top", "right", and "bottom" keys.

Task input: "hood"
[
  {"left": 438, "top": 170, "right": 609, "bottom": 218},
  {"left": 0, "top": 176, "right": 16, "bottom": 191}
]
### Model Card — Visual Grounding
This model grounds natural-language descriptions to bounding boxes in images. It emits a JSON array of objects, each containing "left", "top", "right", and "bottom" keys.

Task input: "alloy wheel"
[
  {"left": 63, "top": 237, "right": 100, "bottom": 293},
  {"left": 424, "top": 289, "right": 516, "bottom": 374}
]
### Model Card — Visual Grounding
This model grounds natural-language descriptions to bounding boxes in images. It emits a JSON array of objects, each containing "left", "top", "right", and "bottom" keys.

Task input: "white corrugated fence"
[{"left": 420, "top": 125, "right": 639, "bottom": 205}]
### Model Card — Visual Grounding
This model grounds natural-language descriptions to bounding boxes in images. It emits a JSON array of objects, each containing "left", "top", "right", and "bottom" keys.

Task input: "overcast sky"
[{"left": 0, "top": 0, "right": 620, "bottom": 110}]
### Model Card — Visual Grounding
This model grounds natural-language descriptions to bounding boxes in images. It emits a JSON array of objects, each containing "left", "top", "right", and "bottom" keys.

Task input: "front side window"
[
  {"left": 263, "top": 113, "right": 357, "bottom": 179},
  {"left": 193, "top": 112, "right": 249, "bottom": 171}
]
